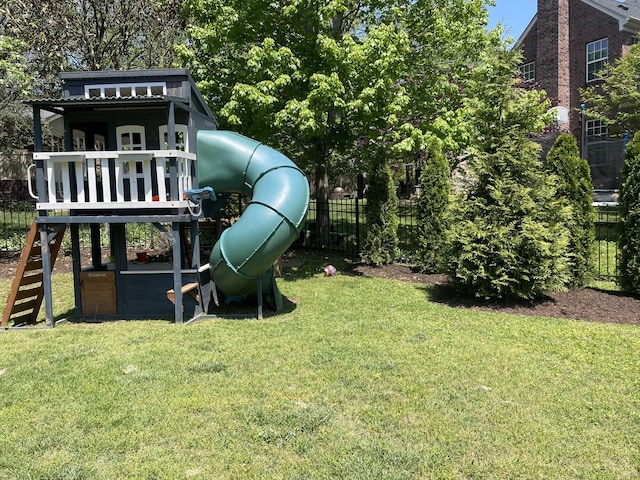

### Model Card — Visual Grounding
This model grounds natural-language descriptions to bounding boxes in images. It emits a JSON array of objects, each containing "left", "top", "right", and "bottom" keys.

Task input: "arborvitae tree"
[
  {"left": 447, "top": 139, "right": 570, "bottom": 299},
  {"left": 361, "top": 155, "right": 399, "bottom": 266},
  {"left": 545, "top": 133, "right": 596, "bottom": 288},
  {"left": 446, "top": 48, "right": 570, "bottom": 300},
  {"left": 415, "top": 137, "right": 450, "bottom": 273},
  {"left": 618, "top": 131, "right": 640, "bottom": 293}
]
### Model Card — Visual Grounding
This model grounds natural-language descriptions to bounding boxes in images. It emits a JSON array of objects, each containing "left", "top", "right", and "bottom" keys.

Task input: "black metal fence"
[
  {"left": 594, "top": 203, "right": 620, "bottom": 279},
  {"left": 0, "top": 195, "right": 621, "bottom": 280},
  {"left": 299, "top": 198, "right": 621, "bottom": 280}
]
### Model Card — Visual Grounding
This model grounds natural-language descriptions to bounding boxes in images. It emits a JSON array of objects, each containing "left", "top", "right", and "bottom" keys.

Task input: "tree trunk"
[{"left": 314, "top": 160, "right": 330, "bottom": 248}]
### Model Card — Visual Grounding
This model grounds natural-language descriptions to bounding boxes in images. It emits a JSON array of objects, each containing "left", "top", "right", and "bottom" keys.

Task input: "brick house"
[{"left": 516, "top": 0, "right": 640, "bottom": 191}]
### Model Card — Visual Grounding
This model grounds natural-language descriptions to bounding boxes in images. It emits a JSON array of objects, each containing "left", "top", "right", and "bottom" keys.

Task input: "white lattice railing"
[{"left": 28, "top": 150, "right": 197, "bottom": 210}]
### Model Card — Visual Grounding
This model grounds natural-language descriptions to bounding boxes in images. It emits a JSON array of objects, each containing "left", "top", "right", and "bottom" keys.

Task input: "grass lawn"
[{"left": 1, "top": 255, "right": 639, "bottom": 479}]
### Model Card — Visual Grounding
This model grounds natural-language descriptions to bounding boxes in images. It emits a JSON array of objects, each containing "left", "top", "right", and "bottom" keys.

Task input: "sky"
[{"left": 487, "top": 0, "right": 538, "bottom": 41}]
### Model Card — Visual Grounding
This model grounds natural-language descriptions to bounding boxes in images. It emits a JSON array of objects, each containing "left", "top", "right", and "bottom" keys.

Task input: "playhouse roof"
[{"left": 25, "top": 68, "right": 216, "bottom": 122}]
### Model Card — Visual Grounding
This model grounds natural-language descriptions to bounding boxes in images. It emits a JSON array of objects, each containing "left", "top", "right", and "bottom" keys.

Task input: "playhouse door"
[{"left": 80, "top": 271, "right": 117, "bottom": 316}]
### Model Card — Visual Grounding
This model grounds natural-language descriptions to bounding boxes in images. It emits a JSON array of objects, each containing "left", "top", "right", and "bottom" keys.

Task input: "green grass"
[{"left": 1, "top": 254, "right": 639, "bottom": 479}]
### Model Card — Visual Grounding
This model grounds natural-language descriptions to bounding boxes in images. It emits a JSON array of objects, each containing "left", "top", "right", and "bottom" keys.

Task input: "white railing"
[{"left": 28, "top": 150, "right": 197, "bottom": 210}]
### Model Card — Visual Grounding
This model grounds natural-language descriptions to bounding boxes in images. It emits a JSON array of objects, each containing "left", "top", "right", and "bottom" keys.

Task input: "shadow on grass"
[
  {"left": 278, "top": 248, "right": 356, "bottom": 281},
  {"left": 421, "top": 283, "right": 556, "bottom": 311}
]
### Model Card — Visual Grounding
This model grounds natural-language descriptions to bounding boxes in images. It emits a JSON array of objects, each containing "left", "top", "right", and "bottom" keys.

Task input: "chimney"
[{"left": 537, "top": 0, "right": 571, "bottom": 131}]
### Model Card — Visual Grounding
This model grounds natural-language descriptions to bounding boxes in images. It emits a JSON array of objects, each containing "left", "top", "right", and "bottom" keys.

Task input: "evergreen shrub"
[
  {"left": 618, "top": 131, "right": 640, "bottom": 293},
  {"left": 545, "top": 133, "right": 596, "bottom": 288},
  {"left": 361, "top": 156, "right": 399, "bottom": 266},
  {"left": 447, "top": 140, "right": 570, "bottom": 300},
  {"left": 416, "top": 137, "right": 450, "bottom": 273}
]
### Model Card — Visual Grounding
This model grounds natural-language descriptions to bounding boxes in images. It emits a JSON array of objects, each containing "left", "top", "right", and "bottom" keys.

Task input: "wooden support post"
[
  {"left": 172, "top": 221, "right": 183, "bottom": 324},
  {"left": 71, "top": 223, "right": 82, "bottom": 314},
  {"left": 39, "top": 224, "right": 54, "bottom": 327}
]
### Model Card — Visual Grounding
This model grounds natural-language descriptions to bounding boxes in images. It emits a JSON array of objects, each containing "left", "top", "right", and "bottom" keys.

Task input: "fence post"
[{"left": 356, "top": 173, "right": 365, "bottom": 254}]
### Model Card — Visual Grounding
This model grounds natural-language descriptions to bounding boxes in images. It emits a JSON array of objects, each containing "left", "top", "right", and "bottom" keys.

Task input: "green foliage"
[
  {"left": 618, "top": 132, "right": 640, "bottom": 293},
  {"left": 545, "top": 133, "right": 596, "bottom": 288},
  {"left": 180, "top": 0, "right": 507, "bottom": 243},
  {"left": 181, "top": 0, "right": 411, "bottom": 164},
  {"left": 0, "top": 35, "right": 32, "bottom": 113},
  {"left": 581, "top": 44, "right": 640, "bottom": 135},
  {"left": 361, "top": 155, "right": 399, "bottom": 266},
  {"left": 447, "top": 144, "right": 570, "bottom": 299},
  {"left": 1, "top": 0, "right": 186, "bottom": 97},
  {"left": 415, "top": 137, "right": 450, "bottom": 273},
  {"left": 447, "top": 49, "right": 569, "bottom": 300}
]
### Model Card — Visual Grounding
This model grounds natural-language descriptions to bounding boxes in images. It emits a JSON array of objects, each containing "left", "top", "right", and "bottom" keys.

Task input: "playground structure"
[{"left": 1, "top": 69, "right": 309, "bottom": 327}]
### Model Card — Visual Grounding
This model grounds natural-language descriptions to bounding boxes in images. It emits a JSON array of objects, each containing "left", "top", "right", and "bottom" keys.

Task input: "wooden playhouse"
[
  {"left": 2, "top": 69, "right": 309, "bottom": 327},
  {"left": 3, "top": 69, "right": 217, "bottom": 326}
]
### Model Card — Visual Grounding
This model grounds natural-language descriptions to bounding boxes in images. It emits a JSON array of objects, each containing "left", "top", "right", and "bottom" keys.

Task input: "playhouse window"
[
  {"left": 159, "top": 124, "right": 189, "bottom": 151},
  {"left": 84, "top": 82, "right": 166, "bottom": 98},
  {"left": 94, "top": 134, "right": 106, "bottom": 151},
  {"left": 72, "top": 129, "right": 86, "bottom": 151},
  {"left": 116, "top": 125, "right": 146, "bottom": 151}
]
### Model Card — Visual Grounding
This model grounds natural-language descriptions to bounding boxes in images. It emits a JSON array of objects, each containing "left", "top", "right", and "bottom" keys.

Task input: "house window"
[
  {"left": 519, "top": 62, "right": 535, "bottom": 82},
  {"left": 587, "top": 38, "right": 608, "bottom": 81},
  {"left": 586, "top": 119, "right": 608, "bottom": 139}
]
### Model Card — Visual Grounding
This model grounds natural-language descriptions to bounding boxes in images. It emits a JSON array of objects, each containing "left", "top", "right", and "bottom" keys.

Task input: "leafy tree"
[
  {"left": 361, "top": 150, "right": 399, "bottom": 266},
  {"left": 397, "top": 0, "right": 503, "bottom": 158},
  {"left": 1, "top": 0, "right": 186, "bottom": 96},
  {"left": 581, "top": 43, "right": 640, "bottom": 135},
  {"left": 179, "top": 0, "right": 503, "bottom": 246},
  {"left": 545, "top": 133, "right": 596, "bottom": 288},
  {"left": 415, "top": 137, "right": 450, "bottom": 273},
  {"left": 0, "top": 34, "right": 33, "bottom": 156},
  {"left": 618, "top": 132, "right": 640, "bottom": 293},
  {"left": 0, "top": 35, "right": 32, "bottom": 114},
  {"left": 180, "top": 0, "right": 411, "bottom": 246},
  {"left": 446, "top": 48, "right": 570, "bottom": 299}
]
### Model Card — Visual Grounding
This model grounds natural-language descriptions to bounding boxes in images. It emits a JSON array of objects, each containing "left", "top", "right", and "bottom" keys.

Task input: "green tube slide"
[{"left": 197, "top": 130, "right": 310, "bottom": 297}]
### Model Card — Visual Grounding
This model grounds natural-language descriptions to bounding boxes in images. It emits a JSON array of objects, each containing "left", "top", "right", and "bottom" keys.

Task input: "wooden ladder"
[{"left": 1, "top": 220, "right": 66, "bottom": 327}]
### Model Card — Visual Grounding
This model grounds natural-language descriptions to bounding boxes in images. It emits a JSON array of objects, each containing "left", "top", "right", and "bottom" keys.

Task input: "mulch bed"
[{"left": 353, "top": 263, "right": 640, "bottom": 326}]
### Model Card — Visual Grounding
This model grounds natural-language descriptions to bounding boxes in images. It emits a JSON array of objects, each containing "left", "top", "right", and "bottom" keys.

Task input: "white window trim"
[
  {"left": 116, "top": 125, "right": 146, "bottom": 151},
  {"left": 585, "top": 119, "right": 608, "bottom": 145},
  {"left": 587, "top": 38, "right": 608, "bottom": 82},
  {"left": 85, "top": 82, "right": 167, "bottom": 99},
  {"left": 94, "top": 134, "right": 106, "bottom": 151},
  {"left": 159, "top": 125, "right": 189, "bottom": 152},
  {"left": 72, "top": 129, "right": 86, "bottom": 151},
  {"left": 519, "top": 61, "right": 535, "bottom": 82}
]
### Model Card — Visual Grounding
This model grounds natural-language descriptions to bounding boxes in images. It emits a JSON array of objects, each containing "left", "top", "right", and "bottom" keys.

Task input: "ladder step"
[
  {"left": 19, "top": 273, "right": 43, "bottom": 287},
  {"left": 9, "top": 297, "right": 40, "bottom": 314},
  {"left": 14, "top": 287, "right": 42, "bottom": 301},
  {"left": 24, "top": 259, "right": 43, "bottom": 271},
  {"left": 1, "top": 220, "right": 66, "bottom": 327}
]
